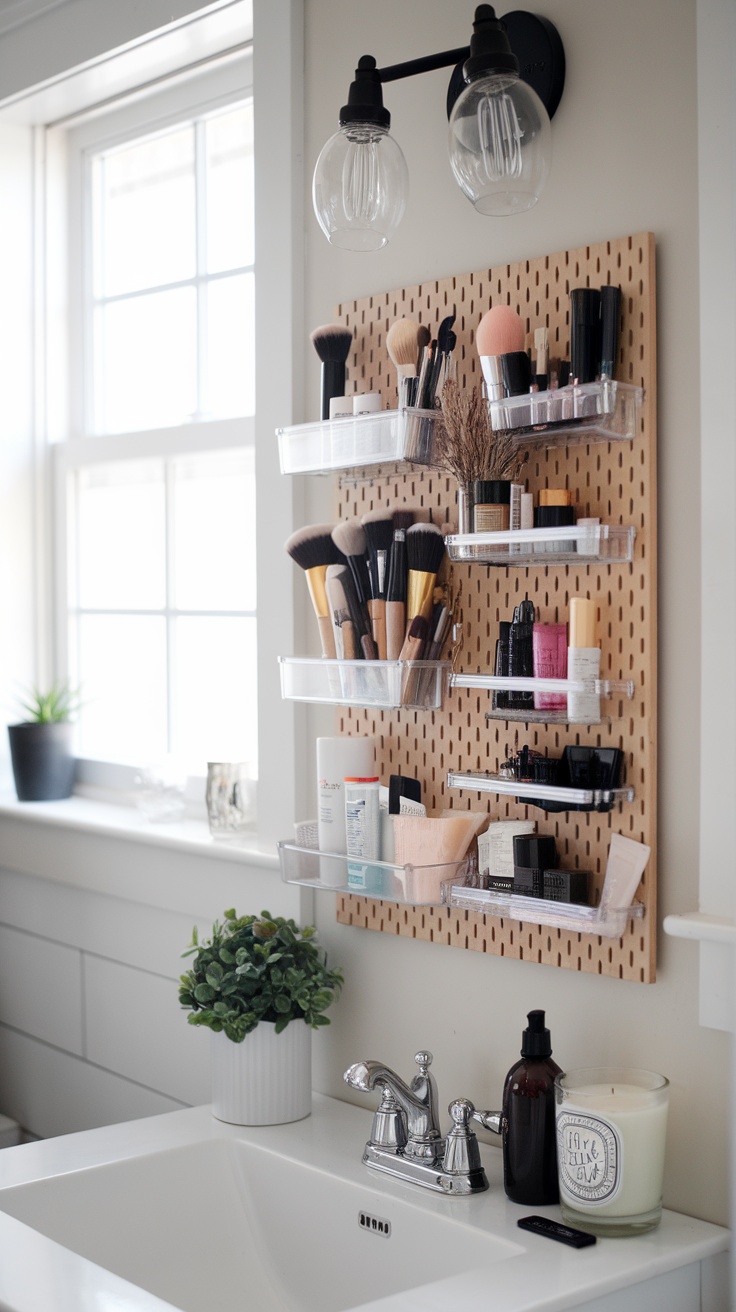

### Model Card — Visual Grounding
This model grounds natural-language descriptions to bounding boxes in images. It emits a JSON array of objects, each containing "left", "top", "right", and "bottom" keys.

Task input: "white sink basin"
[
  {"left": 0, "top": 1136, "right": 519, "bottom": 1312},
  {"left": 0, "top": 1096, "right": 728, "bottom": 1312}
]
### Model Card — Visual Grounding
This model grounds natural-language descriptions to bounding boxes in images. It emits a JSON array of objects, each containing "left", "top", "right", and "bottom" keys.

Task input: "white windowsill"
[
  {"left": 0, "top": 791, "right": 280, "bottom": 870},
  {"left": 663, "top": 912, "right": 736, "bottom": 946}
]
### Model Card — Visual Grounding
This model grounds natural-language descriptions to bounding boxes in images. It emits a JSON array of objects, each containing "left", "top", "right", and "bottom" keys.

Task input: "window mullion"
[
  {"left": 194, "top": 118, "right": 208, "bottom": 420},
  {"left": 165, "top": 457, "right": 177, "bottom": 757}
]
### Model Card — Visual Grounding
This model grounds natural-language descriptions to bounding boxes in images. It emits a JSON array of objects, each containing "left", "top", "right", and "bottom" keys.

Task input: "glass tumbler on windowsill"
[{"left": 206, "top": 762, "right": 256, "bottom": 839}]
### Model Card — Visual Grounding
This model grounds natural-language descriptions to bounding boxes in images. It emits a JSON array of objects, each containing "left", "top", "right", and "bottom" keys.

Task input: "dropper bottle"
[{"left": 502, "top": 1010, "right": 562, "bottom": 1205}]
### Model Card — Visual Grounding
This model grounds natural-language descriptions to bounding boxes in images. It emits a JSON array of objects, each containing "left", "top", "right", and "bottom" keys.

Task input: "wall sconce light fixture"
[{"left": 312, "top": 5, "right": 565, "bottom": 251}]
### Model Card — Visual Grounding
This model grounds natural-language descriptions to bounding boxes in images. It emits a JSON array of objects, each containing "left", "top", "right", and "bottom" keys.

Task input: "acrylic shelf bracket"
[
  {"left": 447, "top": 769, "right": 634, "bottom": 811},
  {"left": 446, "top": 523, "right": 635, "bottom": 566},
  {"left": 450, "top": 672, "right": 635, "bottom": 725},
  {"left": 448, "top": 885, "right": 645, "bottom": 939}
]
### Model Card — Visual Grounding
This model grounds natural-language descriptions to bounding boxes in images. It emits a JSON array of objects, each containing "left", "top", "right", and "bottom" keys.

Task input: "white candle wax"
[{"left": 556, "top": 1082, "right": 668, "bottom": 1217}]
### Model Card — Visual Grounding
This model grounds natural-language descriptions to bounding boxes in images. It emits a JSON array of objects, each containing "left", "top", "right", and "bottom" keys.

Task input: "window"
[{"left": 54, "top": 59, "right": 259, "bottom": 779}]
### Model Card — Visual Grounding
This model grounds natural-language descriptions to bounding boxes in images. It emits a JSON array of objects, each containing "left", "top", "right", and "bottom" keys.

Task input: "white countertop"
[{"left": 0, "top": 1096, "right": 728, "bottom": 1312}]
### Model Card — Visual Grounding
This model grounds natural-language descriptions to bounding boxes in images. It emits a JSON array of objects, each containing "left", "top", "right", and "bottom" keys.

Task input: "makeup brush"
[
  {"left": 285, "top": 524, "right": 345, "bottom": 659},
  {"left": 385, "top": 528, "right": 407, "bottom": 661},
  {"left": 329, "top": 561, "right": 374, "bottom": 661},
  {"left": 399, "top": 614, "right": 429, "bottom": 662},
  {"left": 361, "top": 510, "right": 394, "bottom": 660},
  {"left": 386, "top": 318, "right": 431, "bottom": 407},
  {"left": 310, "top": 323, "right": 353, "bottom": 420},
  {"left": 331, "top": 518, "right": 371, "bottom": 604},
  {"left": 325, "top": 565, "right": 359, "bottom": 660},
  {"left": 405, "top": 522, "right": 446, "bottom": 631},
  {"left": 476, "top": 305, "right": 526, "bottom": 401}
]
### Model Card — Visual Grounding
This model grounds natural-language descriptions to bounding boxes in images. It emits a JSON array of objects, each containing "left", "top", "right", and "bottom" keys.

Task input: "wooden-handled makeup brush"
[
  {"left": 385, "top": 527, "right": 407, "bottom": 661},
  {"left": 386, "top": 318, "right": 431, "bottom": 407},
  {"left": 285, "top": 524, "right": 345, "bottom": 659},
  {"left": 310, "top": 323, "right": 353, "bottom": 420},
  {"left": 361, "top": 510, "right": 394, "bottom": 661},
  {"left": 331, "top": 518, "right": 376, "bottom": 658},
  {"left": 405, "top": 522, "right": 446, "bottom": 631},
  {"left": 476, "top": 304, "right": 526, "bottom": 401}
]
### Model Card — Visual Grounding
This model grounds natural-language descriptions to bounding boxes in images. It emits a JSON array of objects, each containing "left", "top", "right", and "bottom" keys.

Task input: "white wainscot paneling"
[
  {"left": 83, "top": 954, "right": 210, "bottom": 1106},
  {"left": 0, "top": 1025, "right": 183, "bottom": 1138},
  {"left": 0, "top": 924, "right": 82, "bottom": 1054}
]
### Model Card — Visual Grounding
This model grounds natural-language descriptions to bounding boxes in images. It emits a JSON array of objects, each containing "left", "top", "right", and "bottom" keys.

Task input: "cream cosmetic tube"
[
  {"left": 599, "top": 833, "right": 651, "bottom": 913},
  {"left": 566, "top": 597, "right": 601, "bottom": 722},
  {"left": 316, "top": 736, "right": 376, "bottom": 857}
]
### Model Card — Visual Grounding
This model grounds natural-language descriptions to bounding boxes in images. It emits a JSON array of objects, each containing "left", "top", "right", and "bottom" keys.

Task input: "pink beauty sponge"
[{"left": 476, "top": 304, "right": 526, "bottom": 358}]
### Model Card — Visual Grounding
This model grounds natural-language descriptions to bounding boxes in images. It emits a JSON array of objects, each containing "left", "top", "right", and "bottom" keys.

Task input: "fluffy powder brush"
[
  {"left": 310, "top": 322, "right": 353, "bottom": 420},
  {"left": 405, "top": 523, "right": 446, "bottom": 630},
  {"left": 285, "top": 524, "right": 346, "bottom": 659}
]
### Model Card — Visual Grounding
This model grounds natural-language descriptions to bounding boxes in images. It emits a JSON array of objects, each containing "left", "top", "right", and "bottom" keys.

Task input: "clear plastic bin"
[
  {"left": 446, "top": 523, "right": 635, "bottom": 566},
  {"left": 277, "top": 839, "right": 470, "bottom": 906},
  {"left": 276, "top": 407, "right": 439, "bottom": 475},
  {"left": 447, "top": 885, "right": 645, "bottom": 938},
  {"left": 279, "top": 657, "right": 451, "bottom": 710},
  {"left": 489, "top": 380, "right": 644, "bottom": 446}
]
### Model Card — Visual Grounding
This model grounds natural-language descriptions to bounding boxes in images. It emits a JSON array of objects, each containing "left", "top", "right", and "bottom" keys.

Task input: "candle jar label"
[{"left": 556, "top": 1112, "right": 622, "bottom": 1206}]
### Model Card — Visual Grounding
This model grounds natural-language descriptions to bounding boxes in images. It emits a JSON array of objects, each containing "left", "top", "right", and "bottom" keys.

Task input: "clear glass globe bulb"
[
  {"left": 448, "top": 73, "right": 551, "bottom": 216},
  {"left": 312, "top": 122, "right": 408, "bottom": 251}
]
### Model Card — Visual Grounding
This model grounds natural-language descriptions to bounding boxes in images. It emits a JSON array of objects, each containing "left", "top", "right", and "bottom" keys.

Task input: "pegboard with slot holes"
[{"left": 332, "top": 233, "right": 657, "bottom": 983}]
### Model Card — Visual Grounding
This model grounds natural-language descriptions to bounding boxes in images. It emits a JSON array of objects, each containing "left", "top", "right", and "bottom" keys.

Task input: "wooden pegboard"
[{"left": 333, "top": 233, "right": 657, "bottom": 983}]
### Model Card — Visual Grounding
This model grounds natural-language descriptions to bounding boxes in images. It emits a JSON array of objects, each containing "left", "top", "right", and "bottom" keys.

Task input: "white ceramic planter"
[{"left": 210, "top": 1021, "right": 312, "bottom": 1125}]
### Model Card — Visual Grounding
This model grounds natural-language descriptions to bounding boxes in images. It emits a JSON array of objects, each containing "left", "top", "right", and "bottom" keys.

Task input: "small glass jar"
[{"left": 206, "top": 762, "right": 255, "bottom": 839}]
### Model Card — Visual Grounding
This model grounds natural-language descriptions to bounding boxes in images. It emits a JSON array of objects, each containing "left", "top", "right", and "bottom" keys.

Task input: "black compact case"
[{"left": 560, "top": 746, "right": 624, "bottom": 811}]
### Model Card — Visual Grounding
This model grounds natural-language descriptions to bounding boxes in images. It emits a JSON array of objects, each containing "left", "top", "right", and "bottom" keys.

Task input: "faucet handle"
[
  {"left": 443, "top": 1098, "right": 487, "bottom": 1184},
  {"left": 471, "top": 1108, "right": 503, "bottom": 1136},
  {"left": 413, "top": 1050, "right": 433, "bottom": 1073}
]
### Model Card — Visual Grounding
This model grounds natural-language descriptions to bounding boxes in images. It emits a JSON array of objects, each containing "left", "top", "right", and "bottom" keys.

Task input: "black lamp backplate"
[{"left": 446, "top": 10, "right": 565, "bottom": 119}]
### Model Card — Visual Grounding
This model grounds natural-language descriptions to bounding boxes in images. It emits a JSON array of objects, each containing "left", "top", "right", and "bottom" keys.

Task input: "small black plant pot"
[{"left": 7, "top": 722, "right": 76, "bottom": 801}]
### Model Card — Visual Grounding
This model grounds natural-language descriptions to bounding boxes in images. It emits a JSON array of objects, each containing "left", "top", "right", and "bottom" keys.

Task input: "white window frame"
[
  {"left": 52, "top": 59, "right": 256, "bottom": 782},
  {"left": 0, "top": 0, "right": 303, "bottom": 843}
]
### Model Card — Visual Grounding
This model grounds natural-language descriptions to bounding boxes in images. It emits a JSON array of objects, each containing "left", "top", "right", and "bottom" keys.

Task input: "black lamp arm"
[{"left": 375, "top": 47, "right": 470, "bottom": 85}]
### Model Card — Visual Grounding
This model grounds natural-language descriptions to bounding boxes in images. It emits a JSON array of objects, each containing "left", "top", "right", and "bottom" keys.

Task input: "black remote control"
[{"left": 518, "top": 1215, "right": 597, "bottom": 1248}]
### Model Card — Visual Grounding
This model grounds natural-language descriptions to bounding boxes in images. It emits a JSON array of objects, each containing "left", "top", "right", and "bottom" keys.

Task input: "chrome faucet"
[{"left": 344, "top": 1050, "right": 499, "bottom": 1196}]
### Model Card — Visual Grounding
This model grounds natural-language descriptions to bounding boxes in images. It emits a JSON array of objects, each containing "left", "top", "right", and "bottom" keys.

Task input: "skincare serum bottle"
[
  {"left": 502, "top": 1010, "right": 561, "bottom": 1206},
  {"left": 566, "top": 596, "right": 601, "bottom": 722}
]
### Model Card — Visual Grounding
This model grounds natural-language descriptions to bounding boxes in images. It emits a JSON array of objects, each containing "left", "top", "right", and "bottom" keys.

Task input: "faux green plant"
[
  {"left": 17, "top": 682, "right": 80, "bottom": 724},
  {"left": 179, "top": 910, "right": 343, "bottom": 1043}
]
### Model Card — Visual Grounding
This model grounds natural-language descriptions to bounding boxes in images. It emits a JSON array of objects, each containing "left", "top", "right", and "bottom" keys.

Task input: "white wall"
[{"left": 300, "top": 0, "right": 731, "bottom": 1228}]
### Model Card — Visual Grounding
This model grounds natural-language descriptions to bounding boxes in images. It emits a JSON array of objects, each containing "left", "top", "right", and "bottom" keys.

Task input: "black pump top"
[{"left": 520, "top": 1009, "right": 552, "bottom": 1058}]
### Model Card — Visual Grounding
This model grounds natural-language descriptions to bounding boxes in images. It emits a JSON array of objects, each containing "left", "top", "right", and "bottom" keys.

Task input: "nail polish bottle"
[{"left": 502, "top": 1010, "right": 562, "bottom": 1206}]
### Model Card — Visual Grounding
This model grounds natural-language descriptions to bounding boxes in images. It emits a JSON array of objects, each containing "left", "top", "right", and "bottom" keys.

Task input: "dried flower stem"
[{"left": 437, "top": 380, "right": 526, "bottom": 484}]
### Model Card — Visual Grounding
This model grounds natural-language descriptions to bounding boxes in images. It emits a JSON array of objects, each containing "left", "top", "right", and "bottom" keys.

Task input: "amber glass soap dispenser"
[{"left": 502, "top": 1010, "right": 561, "bottom": 1205}]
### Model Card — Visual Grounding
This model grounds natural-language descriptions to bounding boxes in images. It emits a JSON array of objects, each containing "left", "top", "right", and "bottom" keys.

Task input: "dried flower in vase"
[{"left": 437, "top": 380, "right": 526, "bottom": 484}]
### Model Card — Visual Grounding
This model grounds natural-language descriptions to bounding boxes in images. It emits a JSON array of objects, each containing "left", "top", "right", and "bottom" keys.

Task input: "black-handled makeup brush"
[
  {"left": 310, "top": 323, "right": 353, "bottom": 420},
  {"left": 361, "top": 510, "right": 395, "bottom": 661},
  {"left": 331, "top": 518, "right": 376, "bottom": 658}
]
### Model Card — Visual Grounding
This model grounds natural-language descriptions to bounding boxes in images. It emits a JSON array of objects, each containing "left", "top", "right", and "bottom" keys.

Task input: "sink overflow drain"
[{"left": 359, "top": 1210, "right": 391, "bottom": 1237}]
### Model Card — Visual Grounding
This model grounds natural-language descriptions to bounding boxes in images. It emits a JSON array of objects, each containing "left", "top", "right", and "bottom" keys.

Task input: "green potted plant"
[
  {"left": 179, "top": 909, "right": 343, "bottom": 1126},
  {"left": 7, "top": 683, "right": 79, "bottom": 801}
]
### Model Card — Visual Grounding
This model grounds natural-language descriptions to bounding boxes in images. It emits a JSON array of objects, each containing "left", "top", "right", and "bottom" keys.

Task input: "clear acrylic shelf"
[
  {"left": 447, "top": 770, "right": 634, "bottom": 811},
  {"left": 450, "top": 673, "right": 635, "bottom": 726},
  {"left": 277, "top": 840, "right": 470, "bottom": 907},
  {"left": 279, "top": 657, "right": 451, "bottom": 710},
  {"left": 276, "top": 407, "right": 439, "bottom": 475},
  {"left": 447, "top": 885, "right": 645, "bottom": 939},
  {"left": 489, "top": 379, "right": 644, "bottom": 446},
  {"left": 446, "top": 523, "right": 635, "bottom": 566}
]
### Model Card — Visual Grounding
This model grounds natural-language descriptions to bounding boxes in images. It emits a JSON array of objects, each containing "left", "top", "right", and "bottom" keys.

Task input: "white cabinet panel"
[
  {"left": 83, "top": 954, "right": 210, "bottom": 1105},
  {"left": 0, "top": 1025, "right": 183, "bottom": 1138},
  {"left": 0, "top": 925, "right": 82, "bottom": 1054}
]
